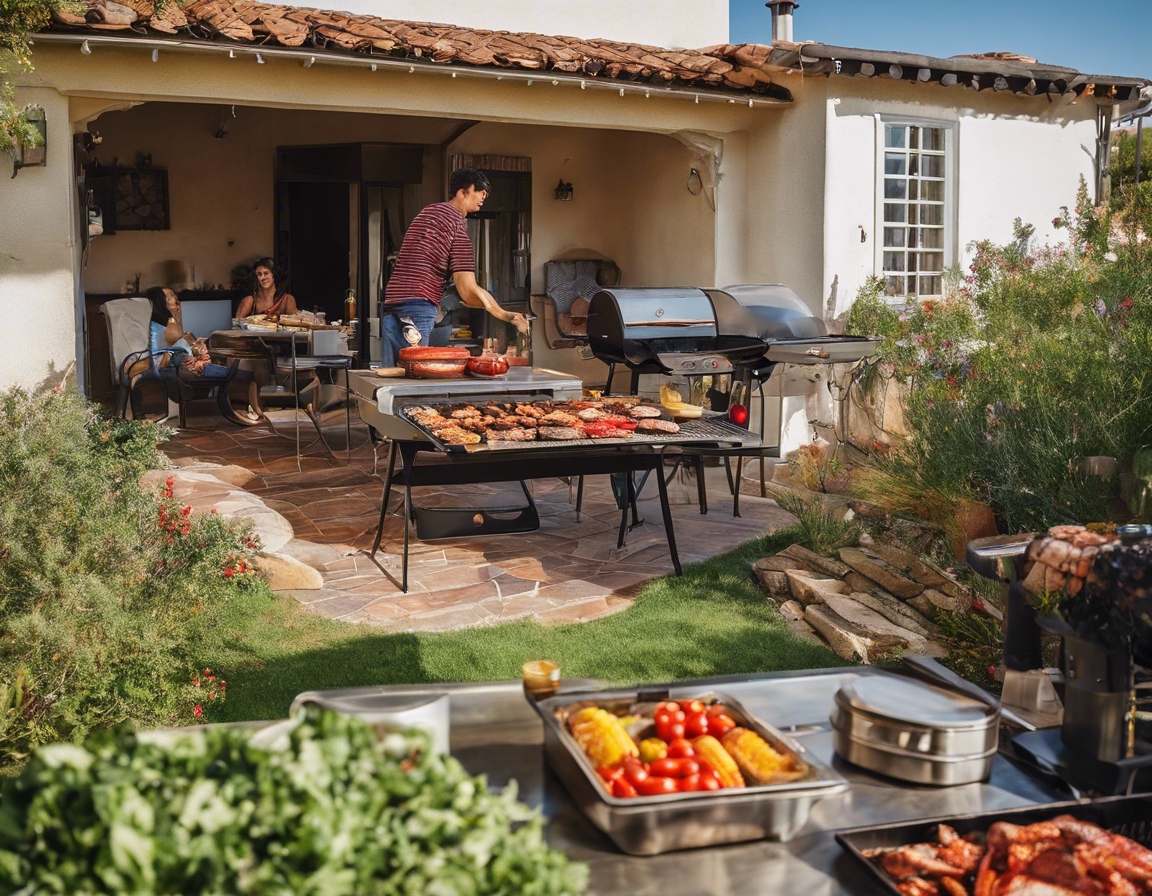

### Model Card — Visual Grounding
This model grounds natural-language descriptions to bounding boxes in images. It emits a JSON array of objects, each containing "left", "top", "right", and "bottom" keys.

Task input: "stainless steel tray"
[
  {"left": 830, "top": 718, "right": 996, "bottom": 786},
  {"left": 532, "top": 685, "right": 848, "bottom": 855}
]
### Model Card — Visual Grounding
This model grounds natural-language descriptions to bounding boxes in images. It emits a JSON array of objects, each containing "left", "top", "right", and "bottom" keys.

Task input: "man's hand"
[{"left": 507, "top": 312, "right": 529, "bottom": 334}]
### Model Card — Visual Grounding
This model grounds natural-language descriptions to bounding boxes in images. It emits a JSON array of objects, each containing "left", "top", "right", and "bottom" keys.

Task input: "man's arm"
[{"left": 452, "top": 271, "right": 528, "bottom": 333}]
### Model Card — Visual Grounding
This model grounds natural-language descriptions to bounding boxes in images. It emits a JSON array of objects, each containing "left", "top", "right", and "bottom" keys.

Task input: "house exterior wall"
[
  {"left": 260, "top": 0, "right": 728, "bottom": 49},
  {"left": 821, "top": 77, "right": 1098, "bottom": 319},
  {"left": 0, "top": 87, "right": 80, "bottom": 392}
]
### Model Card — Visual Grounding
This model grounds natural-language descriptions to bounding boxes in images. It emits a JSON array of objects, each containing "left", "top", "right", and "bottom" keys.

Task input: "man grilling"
[{"left": 381, "top": 168, "right": 528, "bottom": 366}]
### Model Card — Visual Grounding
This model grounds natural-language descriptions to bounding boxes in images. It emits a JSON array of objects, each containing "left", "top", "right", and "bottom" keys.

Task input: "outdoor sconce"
[
  {"left": 554, "top": 179, "right": 573, "bottom": 201},
  {"left": 10, "top": 106, "right": 46, "bottom": 178}
]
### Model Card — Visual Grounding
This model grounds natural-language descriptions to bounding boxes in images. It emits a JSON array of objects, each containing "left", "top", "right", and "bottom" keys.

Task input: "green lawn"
[{"left": 209, "top": 527, "right": 846, "bottom": 723}]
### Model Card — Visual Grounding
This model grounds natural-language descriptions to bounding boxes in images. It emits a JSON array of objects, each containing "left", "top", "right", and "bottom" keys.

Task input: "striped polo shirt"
[{"left": 384, "top": 202, "right": 475, "bottom": 308}]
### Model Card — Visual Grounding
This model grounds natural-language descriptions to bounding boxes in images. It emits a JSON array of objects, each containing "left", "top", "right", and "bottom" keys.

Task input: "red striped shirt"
[{"left": 384, "top": 202, "right": 475, "bottom": 307}]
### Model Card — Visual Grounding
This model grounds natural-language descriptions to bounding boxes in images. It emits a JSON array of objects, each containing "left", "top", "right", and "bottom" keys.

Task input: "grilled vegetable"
[
  {"left": 690, "top": 735, "right": 745, "bottom": 789},
  {"left": 638, "top": 738, "right": 668, "bottom": 763},
  {"left": 569, "top": 707, "right": 639, "bottom": 768},
  {"left": 720, "top": 727, "right": 805, "bottom": 784}
]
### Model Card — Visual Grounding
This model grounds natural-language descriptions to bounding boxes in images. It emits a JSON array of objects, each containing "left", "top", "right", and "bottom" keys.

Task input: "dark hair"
[
  {"left": 246, "top": 257, "right": 286, "bottom": 299},
  {"left": 448, "top": 168, "right": 491, "bottom": 200},
  {"left": 146, "top": 286, "right": 173, "bottom": 326}
]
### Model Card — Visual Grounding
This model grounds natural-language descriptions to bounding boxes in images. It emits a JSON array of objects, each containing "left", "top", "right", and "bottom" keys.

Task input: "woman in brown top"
[{"left": 236, "top": 257, "right": 299, "bottom": 318}]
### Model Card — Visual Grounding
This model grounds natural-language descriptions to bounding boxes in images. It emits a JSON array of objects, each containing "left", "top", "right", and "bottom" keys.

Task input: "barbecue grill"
[{"left": 586, "top": 284, "right": 880, "bottom": 392}]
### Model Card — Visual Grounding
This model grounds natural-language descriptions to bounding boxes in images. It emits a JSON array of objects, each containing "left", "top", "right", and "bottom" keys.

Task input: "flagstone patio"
[{"left": 161, "top": 409, "right": 795, "bottom": 632}]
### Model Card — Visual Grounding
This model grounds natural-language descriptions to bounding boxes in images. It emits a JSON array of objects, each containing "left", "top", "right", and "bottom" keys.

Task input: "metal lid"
[{"left": 835, "top": 676, "right": 997, "bottom": 731}]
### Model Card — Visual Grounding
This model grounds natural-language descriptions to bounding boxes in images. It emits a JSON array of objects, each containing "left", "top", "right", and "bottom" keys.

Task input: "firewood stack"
[{"left": 1020, "top": 525, "right": 1117, "bottom": 597}]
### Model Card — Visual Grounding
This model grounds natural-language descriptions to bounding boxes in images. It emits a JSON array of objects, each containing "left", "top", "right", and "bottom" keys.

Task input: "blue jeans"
[{"left": 382, "top": 300, "right": 438, "bottom": 367}]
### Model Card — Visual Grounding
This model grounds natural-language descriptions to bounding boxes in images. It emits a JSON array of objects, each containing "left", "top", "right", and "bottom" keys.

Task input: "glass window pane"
[
  {"left": 920, "top": 252, "right": 944, "bottom": 272},
  {"left": 921, "top": 155, "right": 945, "bottom": 178},
  {"left": 884, "top": 203, "right": 906, "bottom": 223},
  {"left": 923, "top": 128, "right": 946, "bottom": 151},
  {"left": 909, "top": 128, "right": 920, "bottom": 150},
  {"left": 907, "top": 253, "right": 919, "bottom": 273},
  {"left": 920, "top": 275, "right": 942, "bottom": 296},
  {"left": 884, "top": 179, "right": 907, "bottom": 200},
  {"left": 883, "top": 251, "right": 905, "bottom": 272},
  {"left": 885, "top": 276, "right": 905, "bottom": 296},
  {"left": 919, "top": 204, "right": 943, "bottom": 225},
  {"left": 908, "top": 205, "right": 919, "bottom": 225},
  {"left": 921, "top": 180, "right": 945, "bottom": 202},
  {"left": 919, "top": 227, "right": 944, "bottom": 249},
  {"left": 908, "top": 155, "right": 920, "bottom": 177},
  {"left": 908, "top": 180, "right": 919, "bottom": 200},
  {"left": 884, "top": 152, "right": 907, "bottom": 176},
  {"left": 883, "top": 227, "right": 906, "bottom": 247},
  {"left": 885, "top": 126, "right": 907, "bottom": 148}
]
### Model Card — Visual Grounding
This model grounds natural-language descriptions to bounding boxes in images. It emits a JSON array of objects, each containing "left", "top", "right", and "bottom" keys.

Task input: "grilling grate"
[{"left": 397, "top": 404, "right": 759, "bottom": 454}]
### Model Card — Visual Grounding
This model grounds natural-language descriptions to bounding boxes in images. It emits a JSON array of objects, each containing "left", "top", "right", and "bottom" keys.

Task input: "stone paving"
[{"left": 161, "top": 407, "right": 795, "bottom": 632}]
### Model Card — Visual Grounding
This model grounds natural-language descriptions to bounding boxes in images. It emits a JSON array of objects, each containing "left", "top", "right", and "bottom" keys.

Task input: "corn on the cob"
[
  {"left": 569, "top": 707, "right": 638, "bottom": 768},
  {"left": 691, "top": 735, "right": 745, "bottom": 788},
  {"left": 720, "top": 727, "right": 806, "bottom": 784}
]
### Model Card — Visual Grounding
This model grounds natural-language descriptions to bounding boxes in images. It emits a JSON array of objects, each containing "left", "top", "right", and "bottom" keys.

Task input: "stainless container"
[
  {"left": 829, "top": 676, "right": 999, "bottom": 786},
  {"left": 533, "top": 686, "right": 848, "bottom": 855}
]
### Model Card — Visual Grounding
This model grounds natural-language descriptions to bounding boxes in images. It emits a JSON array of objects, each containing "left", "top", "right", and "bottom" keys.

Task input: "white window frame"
[{"left": 873, "top": 115, "right": 957, "bottom": 303}]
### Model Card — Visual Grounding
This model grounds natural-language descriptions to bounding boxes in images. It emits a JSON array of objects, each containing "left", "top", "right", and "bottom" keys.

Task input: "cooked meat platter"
[
  {"left": 836, "top": 795, "right": 1152, "bottom": 896},
  {"left": 397, "top": 396, "right": 757, "bottom": 453}
]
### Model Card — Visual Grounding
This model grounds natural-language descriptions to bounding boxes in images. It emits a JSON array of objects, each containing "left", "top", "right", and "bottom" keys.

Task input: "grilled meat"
[
  {"left": 459, "top": 415, "right": 496, "bottom": 434},
  {"left": 434, "top": 424, "right": 481, "bottom": 445},
  {"left": 486, "top": 427, "right": 536, "bottom": 442},
  {"left": 537, "top": 426, "right": 583, "bottom": 441},
  {"left": 515, "top": 403, "right": 551, "bottom": 418},
  {"left": 540, "top": 410, "right": 581, "bottom": 427},
  {"left": 577, "top": 407, "right": 607, "bottom": 422},
  {"left": 629, "top": 405, "right": 664, "bottom": 418},
  {"left": 451, "top": 407, "right": 482, "bottom": 419},
  {"left": 583, "top": 422, "right": 632, "bottom": 439},
  {"left": 637, "top": 418, "right": 680, "bottom": 433}
]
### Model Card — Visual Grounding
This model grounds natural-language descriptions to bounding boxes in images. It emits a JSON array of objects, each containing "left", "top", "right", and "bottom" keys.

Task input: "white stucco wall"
[
  {"left": 821, "top": 78, "right": 1099, "bottom": 318},
  {"left": 263, "top": 0, "right": 728, "bottom": 49},
  {"left": 0, "top": 87, "right": 80, "bottom": 393}
]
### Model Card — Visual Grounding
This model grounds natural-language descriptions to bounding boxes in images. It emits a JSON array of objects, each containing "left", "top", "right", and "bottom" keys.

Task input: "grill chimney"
[{"left": 765, "top": 0, "right": 798, "bottom": 43}]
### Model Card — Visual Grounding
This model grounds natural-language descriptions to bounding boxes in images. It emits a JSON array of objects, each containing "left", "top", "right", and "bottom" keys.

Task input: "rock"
[
  {"left": 188, "top": 462, "right": 259, "bottom": 488},
  {"left": 973, "top": 598, "right": 1004, "bottom": 622},
  {"left": 805, "top": 604, "right": 907, "bottom": 663},
  {"left": 844, "top": 571, "right": 880, "bottom": 593},
  {"left": 922, "top": 588, "right": 972, "bottom": 615},
  {"left": 221, "top": 506, "right": 294, "bottom": 553},
  {"left": 786, "top": 569, "right": 848, "bottom": 605},
  {"left": 821, "top": 594, "right": 927, "bottom": 653},
  {"left": 779, "top": 600, "right": 806, "bottom": 622},
  {"left": 753, "top": 555, "right": 810, "bottom": 574},
  {"left": 756, "top": 569, "right": 792, "bottom": 599},
  {"left": 907, "top": 595, "right": 937, "bottom": 619},
  {"left": 838, "top": 548, "right": 925, "bottom": 599},
  {"left": 851, "top": 590, "right": 938, "bottom": 638},
  {"left": 780, "top": 544, "right": 852, "bottom": 578},
  {"left": 937, "top": 578, "right": 976, "bottom": 604},
  {"left": 869, "top": 542, "right": 948, "bottom": 589},
  {"left": 254, "top": 552, "right": 324, "bottom": 590}
]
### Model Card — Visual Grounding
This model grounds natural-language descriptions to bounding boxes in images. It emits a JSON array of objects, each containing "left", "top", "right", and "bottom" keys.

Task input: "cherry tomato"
[
  {"left": 705, "top": 704, "right": 731, "bottom": 719},
  {"left": 707, "top": 713, "right": 737, "bottom": 737},
  {"left": 697, "top": 773, "right": 722, "bottom": 791},
  {"left": 655, "top": 709, "right": 686, "bottom": 743},
  {"left": 622, "top": 759, "right": 649, "bottom": 787},
  {"left": 596, "top": 765, "right": 624, "bottom": 784},
  {"left": 656, "top": 701, "right": 682, "bottom": 714},
  {"left": 635, "top": 775, "right": 679, "bottom": 796},
  {"left": 684, "top": 711, "right": 709, "bottom": 738},
  {"left": 683, "top": 699, "right": 706, "bottom": 714},
  {"left": 677, "top": 774, "right": 702, "bottom": 792},
  {"left": 695, "top": 760, "right": 715, "bottom": 777},
  {"left": 666, "top": 738, "right": 695, "bottom": 759},
  {"left": 611, "top": 777, "right": 639, "bottom": 798},
  {"left": 650, "top": 757, "right": 700, "bottom": 779}
]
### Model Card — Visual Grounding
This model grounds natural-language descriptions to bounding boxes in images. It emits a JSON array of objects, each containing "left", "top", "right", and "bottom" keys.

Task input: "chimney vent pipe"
[{"left": 765, "top": 0, "right": 799, "bottom": 43}]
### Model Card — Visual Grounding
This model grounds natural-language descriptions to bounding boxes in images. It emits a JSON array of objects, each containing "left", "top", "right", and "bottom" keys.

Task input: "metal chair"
[{"left": 102, "top": 297, "right": 178, "bottom": 420}]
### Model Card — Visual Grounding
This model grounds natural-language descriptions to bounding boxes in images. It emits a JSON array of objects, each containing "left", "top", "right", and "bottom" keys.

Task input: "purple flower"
[{"left": 1094, "top": 298, "right": 1108, "bottom": 318}]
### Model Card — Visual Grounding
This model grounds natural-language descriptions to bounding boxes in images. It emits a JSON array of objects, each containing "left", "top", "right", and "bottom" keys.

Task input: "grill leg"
[
  {"left": 629, "top": 369, "right": 641, "bottom": 396},
  {"left": 695, "top": 453, "right": 708, "bottom": 515},
  {"left": 604, "top": 364, "right": 615, "bottom": 395},
  {"left": 733, "top": 455, "right": 744, "bottom": 518},
  {"left": 656, "top": 460, "right": 683, "bottom": 576},
  {"left": 402, "top": 481, "right": 411, "bottom": 593},
  {"left": 575, "top": 476, "right": 584, "bottom": 522},
  {"left": 617, "top": 473, "right": 636, "bottom": 549},
  {"left": 369, "top": 440, "right": 398, "bottom": 558}
]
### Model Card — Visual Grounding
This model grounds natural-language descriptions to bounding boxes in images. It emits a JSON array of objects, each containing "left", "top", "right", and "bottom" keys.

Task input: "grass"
[{"left": 209, "top": 527, "right": 846, "bottom": 723}]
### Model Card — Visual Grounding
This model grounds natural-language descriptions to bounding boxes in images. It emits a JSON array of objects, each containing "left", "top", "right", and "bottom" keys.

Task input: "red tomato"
[
  {"left": 705, "top": 704, "right": 730, "bottom": 719},
  {"left": 729, "top": 404, "right": 749, "bottom": 426},
  {"left": 655, "top": 709, "right": 686, "bottom": 743},
  {"left": 611, "top": 778, "right": 639, "bottom": 799},
  {"left": 635, "top": 775, "right": 678, "bottom": 796},
  {"left": 695, "top": 760, "right": 715, "bottom": 777},
  {"left": 596, "top": 765, "right": 624, "bottom": 784},
  {"left": 678, "top": 774, "right": 702, "bottom": 792},
  {"left": 684, "top": 711, "right": 710, "bottom": 738},
  {"left": 697, "top": 773, "right": 722, "bottom": 791},
  {"left": 622, "top": 759, "right": 649, "bottom": 787},
  {"left": 682, "top": 699, "right": 705, "bottom": 715},
  {"left": 656, "top": 701, "right": 682, "bottom": 714},
  {"left": 650, "top": 758, "right": 700, "bottom": 779},
  {"left": 666, "top": 738, "right": 695, "bottom": 759},
  {"left": 707, "top": 713, "right": 737, "bottom": 737}
]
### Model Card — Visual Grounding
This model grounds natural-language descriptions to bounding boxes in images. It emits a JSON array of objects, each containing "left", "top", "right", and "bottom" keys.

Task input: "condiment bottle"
[
  {"left": 522, "top": 660, "right": 560, "bottom": 700},
  {"left": 344, "top": 289, "right": 357, "bottom": 323}
]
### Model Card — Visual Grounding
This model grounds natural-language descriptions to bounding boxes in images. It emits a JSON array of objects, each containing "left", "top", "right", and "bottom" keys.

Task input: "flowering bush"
[
  {"left": 0, "top": 386, "right": 269, "bottom": 768},
  {"left": 847, "top": 184, "right": 1152, "bottom": 533}
]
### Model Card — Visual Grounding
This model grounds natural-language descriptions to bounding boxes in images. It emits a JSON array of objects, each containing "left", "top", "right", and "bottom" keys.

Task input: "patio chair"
[{"left": 102, "top": 297, "right": 179, "bottom": 420}]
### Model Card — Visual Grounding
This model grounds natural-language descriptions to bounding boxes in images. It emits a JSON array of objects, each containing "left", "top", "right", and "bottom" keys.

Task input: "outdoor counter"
[{"left": 365, "top": 668, "right": 1067, "bottom": 895}]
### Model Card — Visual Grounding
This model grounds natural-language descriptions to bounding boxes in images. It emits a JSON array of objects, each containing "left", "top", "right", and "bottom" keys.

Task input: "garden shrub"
[
  {"left": 0, "top": 386, "right": 265, "bottom": 770},
  {"left": 847, "top": 182, "right": 1152, "bottom": 534}
]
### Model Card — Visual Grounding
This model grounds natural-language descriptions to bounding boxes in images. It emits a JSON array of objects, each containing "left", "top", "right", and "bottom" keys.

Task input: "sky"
[{"left": 729, "top": 0, "right": 1152, "bottom": 79}]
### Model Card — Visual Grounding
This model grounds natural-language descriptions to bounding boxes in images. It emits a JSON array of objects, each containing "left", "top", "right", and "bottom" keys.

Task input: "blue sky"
[{"left": 729, "top": 0, "right": 1151, "bottom": 79}]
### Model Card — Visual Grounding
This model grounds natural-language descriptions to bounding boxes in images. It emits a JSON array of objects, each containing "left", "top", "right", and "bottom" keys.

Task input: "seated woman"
[{"left": 235, "top": 257, "right": 299, "bottom": 318}]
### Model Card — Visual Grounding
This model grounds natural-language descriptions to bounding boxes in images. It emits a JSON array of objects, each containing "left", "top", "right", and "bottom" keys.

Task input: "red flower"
[
  {"left": 223, "top": 567, "right": 234, "bottom": 578},
  {"left": 219, "top": 681, "right": 226, "bottom": 689},
  {"left": 987, "top": 666, "right": 996, "bottom": 677},
  {"left": 208, "top": 692, "right": 216, "bottom": 700},
  {"left": 182, "top": 506, "right": 192, "bottom": 517},
  {"left": 193, "top": 678, "right": 200, "bottom": 688},
  {"left": 193, "top": 705, "right": 203, "bottom": 718}
]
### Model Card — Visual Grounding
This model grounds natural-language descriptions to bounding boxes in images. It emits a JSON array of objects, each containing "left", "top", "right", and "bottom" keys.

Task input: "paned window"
[{"left": 877, "top": 121, "right": 954, "bottom": 301}]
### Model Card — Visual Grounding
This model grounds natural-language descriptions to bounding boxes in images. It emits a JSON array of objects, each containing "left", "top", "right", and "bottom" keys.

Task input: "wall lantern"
[
  {"left": 554, "top": 179, "right": 573, "bottom": 201},
  {"left": 10, "top": 106, "right": 47, "bottom": 178}
]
